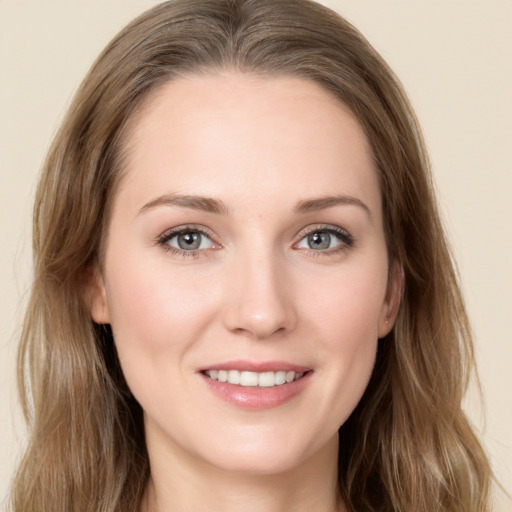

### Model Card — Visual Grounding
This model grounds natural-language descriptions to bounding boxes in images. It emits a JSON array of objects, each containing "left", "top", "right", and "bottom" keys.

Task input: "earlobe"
[
  {"left": 378, "top": 261, "right": 404, "bottom": 338},
  {"left": 85, "top": 265, "right": 111, "bottom": 324}
]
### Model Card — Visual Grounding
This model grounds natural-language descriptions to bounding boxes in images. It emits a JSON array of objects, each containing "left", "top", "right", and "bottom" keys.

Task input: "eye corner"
[
  {"left": 155, "top": 224, "right": 221, "bottom": 257},
  {"left": 293, "top": 224, "right": 356, "bottom": 256}
]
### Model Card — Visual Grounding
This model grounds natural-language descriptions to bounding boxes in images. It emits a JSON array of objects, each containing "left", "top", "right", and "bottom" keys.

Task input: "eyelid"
[
  {"left": 154, "top": 223, "right": 354, "bottom": 257},
  {"left": 293, "top": 224, "right": 355, "bottom": 252},
  {"left": 294, "top": 223, "right": 353, "bottom": 241},
  {"left": 155, "top": 224, "right": 221, "bottom": 254}
]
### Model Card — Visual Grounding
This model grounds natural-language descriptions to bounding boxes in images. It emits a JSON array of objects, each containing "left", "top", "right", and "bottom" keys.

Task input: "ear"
[
  {"left": 84, "top": 265, "right": 111, "bottom": 324},
  {"left": 378, "top": 261, "right": 403, "bottom": 338}
]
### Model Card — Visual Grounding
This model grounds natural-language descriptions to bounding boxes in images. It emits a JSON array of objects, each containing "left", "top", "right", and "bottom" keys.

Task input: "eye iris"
[
  {"left": 307, "top": 231, "right": 331, "bottom": 250},
  {"left": 177, "top": 231, "right": 201, "bottom": 250}
]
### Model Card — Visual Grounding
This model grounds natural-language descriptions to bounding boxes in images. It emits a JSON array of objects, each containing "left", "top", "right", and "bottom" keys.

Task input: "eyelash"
[
  {"left": 155, "top": 224, "right": 356, "bottom": 258},
  {"left": 293, "top": 224, "right": 356, "bottom": 257},
  {"left": 156, "top": 224, "right": 218, "bottom": 258}
]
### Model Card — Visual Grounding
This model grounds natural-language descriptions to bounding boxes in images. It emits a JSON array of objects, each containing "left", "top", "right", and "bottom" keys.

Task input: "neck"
[{"left": 140, "top": 429, "right": 346, "bottom": 512}]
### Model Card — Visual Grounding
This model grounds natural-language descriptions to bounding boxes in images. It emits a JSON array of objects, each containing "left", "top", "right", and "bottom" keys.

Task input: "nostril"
[{"left": 222, "top": 263, "right": 298, "bottom": 338}]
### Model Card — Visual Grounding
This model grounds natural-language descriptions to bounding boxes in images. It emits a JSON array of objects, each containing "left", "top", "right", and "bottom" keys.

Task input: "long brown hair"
[{"left": 11, "top": 1, "right": 492, "bottom": 511}]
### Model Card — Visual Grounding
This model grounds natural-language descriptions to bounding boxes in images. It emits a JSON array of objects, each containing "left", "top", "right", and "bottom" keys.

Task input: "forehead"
[{"left": 116, "top": 71, "right": 380, "bottom": 215}]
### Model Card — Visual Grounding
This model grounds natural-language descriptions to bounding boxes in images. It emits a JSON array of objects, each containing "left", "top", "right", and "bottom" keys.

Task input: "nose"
[{"left": 222, "top": 250, "right": 298, "bottom": 340}]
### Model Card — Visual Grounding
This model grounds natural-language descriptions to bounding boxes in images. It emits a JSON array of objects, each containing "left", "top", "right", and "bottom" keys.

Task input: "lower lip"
[{"left": 200, "top": 372, "right": 313, "bottom": 410}]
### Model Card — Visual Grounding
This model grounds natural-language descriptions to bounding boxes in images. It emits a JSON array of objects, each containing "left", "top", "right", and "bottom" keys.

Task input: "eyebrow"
[
  {"left": 138, "top": 193, "right": 229, "bottom": 215},
  {"left": 138, "top": 193, "right": 370, "bottom": 217},
  {"left": 293, "top": 195, "right": 371, "bottom": 217}
]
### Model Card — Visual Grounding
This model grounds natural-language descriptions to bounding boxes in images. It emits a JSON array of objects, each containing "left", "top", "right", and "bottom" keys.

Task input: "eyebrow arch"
[
  {"left": 138, "top": 193, "right": 229, "bottom": 215},
  {"left": 294, "top": 195, "right": 371, "bottom": 216}
]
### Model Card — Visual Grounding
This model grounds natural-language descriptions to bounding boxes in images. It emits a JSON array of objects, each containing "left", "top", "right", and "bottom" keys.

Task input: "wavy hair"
[{"left": 11, "top": 1, "right": 492, "bottom": 511}]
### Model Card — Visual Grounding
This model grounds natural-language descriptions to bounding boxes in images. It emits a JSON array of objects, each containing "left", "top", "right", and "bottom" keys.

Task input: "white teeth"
[
  {"left": 275, "top": 371, "right": 287, "bottom": 385},
  {"left": 205, "top": 369, "right": 306, "bottom": 387},
  {"left": 240, "top": 371, "right": 258, "bottom": 386},
  {"left": 258, "top": 372, "right": 275, "bottom": 387},
  {"left": 227, "top": 370, "right": 240, "bottom": 384}
]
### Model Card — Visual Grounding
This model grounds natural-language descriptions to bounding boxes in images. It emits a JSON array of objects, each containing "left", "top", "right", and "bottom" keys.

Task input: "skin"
[{"left": 90, "top": 72, "right": 401, "bottom": 512}]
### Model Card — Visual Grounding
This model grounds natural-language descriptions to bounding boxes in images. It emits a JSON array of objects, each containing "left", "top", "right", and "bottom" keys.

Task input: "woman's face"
[{"left": 91, "top": 72, "right": 400, "bottom": 476}]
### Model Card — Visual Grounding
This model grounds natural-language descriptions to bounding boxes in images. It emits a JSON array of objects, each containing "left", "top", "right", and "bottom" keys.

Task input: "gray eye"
[
  {"left": 307, "top": 231, "right": 331, "bottom": 250},
  {"left": 297, "top": 230, "right": 343, "bottom": 251},
  {"left": 177, "top": 231, "right": 201, "bottom": 250},
  {"left": 168, "top": 230, "right": 213, "bottom": 251}
]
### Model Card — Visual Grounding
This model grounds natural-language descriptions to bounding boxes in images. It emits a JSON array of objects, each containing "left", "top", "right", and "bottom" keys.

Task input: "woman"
[{"left": 10, "top": 0, "right": 493, "bottom": 511}]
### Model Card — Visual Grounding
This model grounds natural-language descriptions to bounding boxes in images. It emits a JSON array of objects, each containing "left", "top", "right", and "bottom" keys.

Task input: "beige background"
[{"left": 1, "top": 0, "right": 510, "bottom": 509}]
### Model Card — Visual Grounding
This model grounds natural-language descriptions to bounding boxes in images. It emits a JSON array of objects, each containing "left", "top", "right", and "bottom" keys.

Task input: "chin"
[
  {"left": 207, "top": 450, "right": 306, "bottom": 476},
  {"left": 196, "top": 429, "right": 336, "bottom": 477}
]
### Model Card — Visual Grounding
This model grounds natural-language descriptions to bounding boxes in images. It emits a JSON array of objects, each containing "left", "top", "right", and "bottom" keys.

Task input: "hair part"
[{"left": 12, "top": 1, "right": 492, "bottom": 511}]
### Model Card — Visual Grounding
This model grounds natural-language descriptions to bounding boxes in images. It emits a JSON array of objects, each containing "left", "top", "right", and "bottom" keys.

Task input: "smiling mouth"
[{"left": 202, "top": 369, "right": 307, "bottom": 387}]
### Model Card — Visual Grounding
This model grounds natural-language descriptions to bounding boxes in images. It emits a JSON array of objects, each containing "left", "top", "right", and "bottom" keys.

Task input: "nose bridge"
[{"left": 223, "top": 243, "right": 296, "bottom": 339}]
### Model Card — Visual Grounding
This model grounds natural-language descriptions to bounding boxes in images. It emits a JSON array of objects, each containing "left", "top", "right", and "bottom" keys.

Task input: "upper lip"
[{"left": 198, "top": 360, "right": 312, "bottom": 373}]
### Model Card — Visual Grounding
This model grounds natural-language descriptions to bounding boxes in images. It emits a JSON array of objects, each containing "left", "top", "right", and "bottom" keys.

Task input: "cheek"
[
  {"left": 304, "top": 261, "right": 387, "bottom": 344},
  {"left": 103, "top": 257, "right": 225, "bottom": 414},
  {"left": 299, "top": 263, "right": 386, "bottom": 419},
  {"left": 106, "top": 260, "right": 215, "bottom": 342},
  {"left": 103, "top": 256, "right": 224, "bottom": 398}
]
